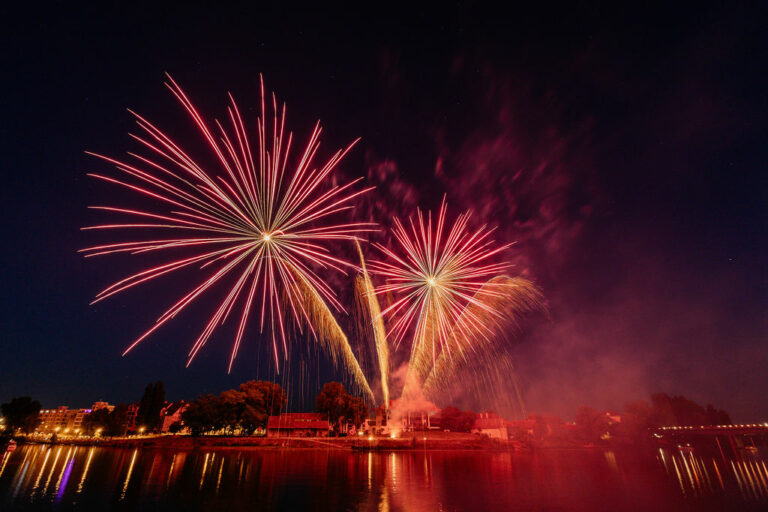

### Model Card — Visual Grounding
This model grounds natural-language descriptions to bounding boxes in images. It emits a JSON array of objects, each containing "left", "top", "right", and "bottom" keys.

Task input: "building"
[
  {"left": 472, "top": 412, "right": 509, "bottom": 440},
  {"left": 267, "top": 413, "right": 330, "bottom": 437},
  {"left": 91, "top": 401, "right": 115, "bottom": 413},
  {"left": 125, "top": 403, "right": 139, "bottom": 432},
  {"left": 160, "top": 401, "right": 188, "bottom": 433},
  {"left": 37, "top": 406, "right": 92, "bottom": 434}
]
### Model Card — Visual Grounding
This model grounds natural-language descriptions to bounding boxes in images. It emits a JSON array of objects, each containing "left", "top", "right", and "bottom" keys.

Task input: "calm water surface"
[{"left": 1, "top": 443, "right": 766, "bottom": 511}]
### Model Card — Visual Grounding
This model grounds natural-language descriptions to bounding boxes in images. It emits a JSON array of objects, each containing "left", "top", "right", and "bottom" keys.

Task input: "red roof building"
[{"left": 267, "top": 413, "right": 330, "bottom": 437}]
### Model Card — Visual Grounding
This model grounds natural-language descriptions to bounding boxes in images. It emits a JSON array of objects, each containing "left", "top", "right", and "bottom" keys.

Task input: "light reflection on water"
[{"left": 0, "top": 443, "right": 765, "bottom": 511}]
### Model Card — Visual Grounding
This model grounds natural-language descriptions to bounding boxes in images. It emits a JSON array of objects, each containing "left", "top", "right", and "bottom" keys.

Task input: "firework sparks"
[
  {"left": 421, "top": 276, "right": 544, "bottom": 397},
  {"left": 354, "top": 242, "right": 390, "bottom": 408},
  {"left": 368, "top": 199, "right": 541, "bottom": 399},
  {"left": 82, "top": 75, "right": 375, "bottom": 386}
]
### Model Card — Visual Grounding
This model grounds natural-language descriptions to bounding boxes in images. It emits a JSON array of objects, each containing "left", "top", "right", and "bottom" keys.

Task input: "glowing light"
[{"left": 82, "top": 75, "right": 376, "bottom": 390}]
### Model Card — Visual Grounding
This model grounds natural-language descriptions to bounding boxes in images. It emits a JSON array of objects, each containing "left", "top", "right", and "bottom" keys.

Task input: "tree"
[
  {"left": 136, "top": 381, "right": 166, "bottom": 432},
  {"left": 705, "top": 404, "right": 731, "bottom": 425},
  {"left": 615, "top": 400, "right": 654, "bottom": 440},
  {"left": 106, "top": 404, "right": 130, "bottom": 437},
  {"left": 574, "top": 406, "right": 610, "bottom": 443},
  {"left": 439, "top": 406, "right": 476, "bottom": 433},
  {"left": 346, "top": 396, "right": 368, "bottom": 428},
  {"left": 236, "top": 381, "right": 286, "bottom": 432},
  {"left": 240, "top": 381, "right": 285, "bottom": 417},
  {"left": 1, "top": 396, "right": 42, "bottom": 433},
  {"left": 182, "top": 381, "right": 286, "bottom": 436},
  {"left": 82, "top": 408, "right": 111, "bottom": 435},
  {"left": 316, "top": 382, "right": 368, "bottom": 431},
  {"left": 182, "top": 394, "right": 222, "bottom": 436},
  {"left": 81, "top": 405, "right": 128, "bottom": 437},
  {"left": 649, "top": 393, "right": 729, "bottom": 426}
]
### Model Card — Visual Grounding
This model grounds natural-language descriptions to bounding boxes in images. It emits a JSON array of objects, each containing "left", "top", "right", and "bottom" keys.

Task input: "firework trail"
[
  {"left": 290, "top": 267, "right": 373, "bottom": 399},
  {"left": 368, "top": 200, "right": 543, "bottom": 401},
  {"left": 82, "top": 75, "right": 375, "bottom": 393},
  {"left": 354, "top": 242, "right": 390, "bottom": 408}
]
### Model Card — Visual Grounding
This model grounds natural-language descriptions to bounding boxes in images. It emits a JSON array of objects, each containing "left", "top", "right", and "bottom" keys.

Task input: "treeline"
[
  {"left": 520, "top": 392, "right": 734, "bottom": 445},
  {"left": 1, "top": 397, "right": 41, "bottom": 434},
  {"left": 183, "top": 381, "right": 369, "bottom": 436},
  {"left": 577, "top": 393, "right": 731, "bottom": 442},
  {"left": 182, "top": 380, "right": 285, "bottom": 435}
]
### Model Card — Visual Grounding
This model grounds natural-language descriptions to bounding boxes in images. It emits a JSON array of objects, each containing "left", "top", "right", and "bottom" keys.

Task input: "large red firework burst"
[
  {"left": 368, "top": 199, "right": 513, "bottom": 363},
  {"left": 82, "top": 75, "right": 374, "bottom": 372}
]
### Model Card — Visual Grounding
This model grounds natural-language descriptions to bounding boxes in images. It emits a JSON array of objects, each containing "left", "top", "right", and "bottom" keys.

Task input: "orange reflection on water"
[
  {"left": 31, "top": 446, "right": 51, "bottom": 494},
  {"left": 76, "top": 447, "right": 95, "bottom": 494},
  {"left": 0, "top": 451, "right": 10, "bottom": 479},
  {"left": 199, "top": 452, "right": 210, "bottom": 490},
  {"left": 43, "top": 445, "right": 63, "bottom": 494},
  {"left": 120, "top": 449, "right": 138, "bottom": 500}
]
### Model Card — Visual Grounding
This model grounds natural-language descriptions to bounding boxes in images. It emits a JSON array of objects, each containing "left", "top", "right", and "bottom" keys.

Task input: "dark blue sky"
[{"left": 1, "top": 3, "right": 766, "bottom": 420}]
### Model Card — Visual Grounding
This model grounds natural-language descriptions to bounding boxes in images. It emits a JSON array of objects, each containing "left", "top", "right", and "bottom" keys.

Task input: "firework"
[
  {"left": 82, "top": 75, "right": 375, "bottom": 392},
  {"left": 421, "top": 276, "right": 543, "bottom": 397},
  {"left": 368, "top": 200, "right": 542, "bottom": 399}
]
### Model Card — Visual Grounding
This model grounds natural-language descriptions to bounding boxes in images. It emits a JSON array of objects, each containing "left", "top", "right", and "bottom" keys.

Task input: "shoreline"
[{"left": 17, "top": 434, "right": 606, "bottom": 451}]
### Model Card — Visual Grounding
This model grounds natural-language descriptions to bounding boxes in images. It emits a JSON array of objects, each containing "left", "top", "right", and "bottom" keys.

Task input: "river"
[{"left": 1, "top": 443, "right": 766, "bottom": 510}]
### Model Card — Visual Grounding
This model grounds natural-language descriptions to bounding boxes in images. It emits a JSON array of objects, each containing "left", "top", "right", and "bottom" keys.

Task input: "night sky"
[{"left": 2, "top": 3, "right": 766, "bottom": 421}]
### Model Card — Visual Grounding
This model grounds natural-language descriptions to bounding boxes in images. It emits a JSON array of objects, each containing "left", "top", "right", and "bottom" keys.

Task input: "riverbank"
[{"left": 22, "top": 432, "right": 529, "bottom": 451}]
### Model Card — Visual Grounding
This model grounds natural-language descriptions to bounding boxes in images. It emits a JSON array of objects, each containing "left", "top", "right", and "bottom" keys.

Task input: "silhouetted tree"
[
  {"left": 649, "top": 393, "right": 726, "bottom": 426},
  {"left": 236, "top": 380, "right": 286, "bottom": 431},
  {"left": 705, "top": 404, "right": 731, "bottom": 425},
  {"left": 1, "top": 396, "right": 41, "bottom": 433},
  {"left": 614, "top": 400, "right": 655, "bottom": 440},
  {"left": 574, "top": 406, "right": 610, "bottom": 443},
  {"left": 182, "top": 394, "right": 223, "bottom": 436},
  {"left": 82, "top": 408, "right": 111, "bottom": 435},
  {"left": 136, "top": 381, "right": 166, "bottom": 432},
  {"left": 439, "top": 406, "right": 476, "bottom": 433},
  {"left": 316, "top": 382, "right": 368, "bottom": 431}
]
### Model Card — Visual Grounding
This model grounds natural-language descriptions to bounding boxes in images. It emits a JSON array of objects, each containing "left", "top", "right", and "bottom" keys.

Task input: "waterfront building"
[
  {"left": 267, "top": 413, "right": 330, "bottom": 437},
  {"left": 37, "top": 406, "right": 92, "bottom": 434},
  {"left": 472, "top": 412, "right": 509, "bottom": 440}
]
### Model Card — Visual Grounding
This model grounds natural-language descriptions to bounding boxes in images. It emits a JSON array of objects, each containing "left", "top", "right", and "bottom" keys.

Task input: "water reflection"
[
  {"left": 655, "top": 445, "right": 768, "bottom": 502},
  {"left": 0, "top": 443, "right": 766, "bottom": 511}
]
